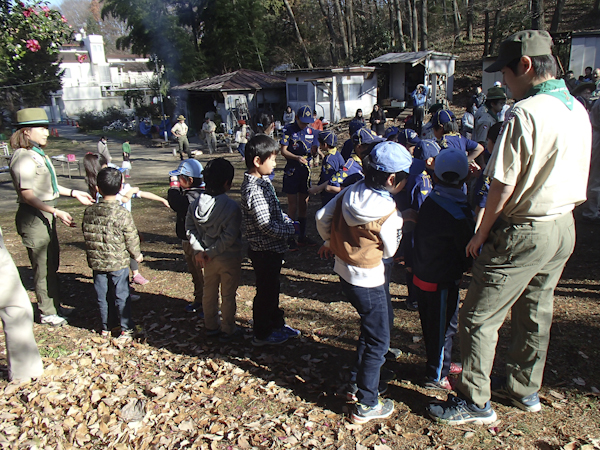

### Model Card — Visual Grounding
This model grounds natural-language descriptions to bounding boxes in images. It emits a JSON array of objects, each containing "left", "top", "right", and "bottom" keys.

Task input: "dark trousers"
[
  {"left": 249, "top": 249, "right": 285, "bottom": 339},
  {"left": 93, "top": 267, "right": 133, "bottom": 332},
  {"left": 414, "top": 106, "right": 425, "bottom": 136},
  {"left": 383, "top": 258, "right": 394, "bottom": 331},
  {"left": 415, "top": 278, "right": 459, "bottom": 381},
  {"left": 343, "top": 278, "right": 390, "bottom": 407}
]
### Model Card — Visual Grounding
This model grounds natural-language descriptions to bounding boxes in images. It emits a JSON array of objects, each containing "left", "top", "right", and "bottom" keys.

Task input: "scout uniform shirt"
[
  {"left": 172, "top": 122, "right": 188, "bottom": 137},
  {"left": 10, "top": 148, "right": 59, "bottom": 203}
]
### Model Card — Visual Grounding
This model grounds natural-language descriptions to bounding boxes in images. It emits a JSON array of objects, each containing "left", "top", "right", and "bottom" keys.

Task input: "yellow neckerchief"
[
  {"left": 351, "top": 154, "right": 362, "bottom": 166},
  {"left": 322, "top": 146, "right": 338, "bottom": 157},
  {"left": 439, "top": 132, "right": 461, "bottom": 149}
]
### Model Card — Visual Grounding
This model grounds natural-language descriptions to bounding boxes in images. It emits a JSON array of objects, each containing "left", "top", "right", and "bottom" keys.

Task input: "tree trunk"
[
  {"left": 405, "top": 0, "right": 414, "bottom": 47},
  {"left": 531, "top": 0, "right": 545, "bottom": 29},
  {"left": 412, "top": 0, "right": 419, "bottom": 51},
  {"left": 442, "top": 0, "right": 449, "bottom": 26},
  {"left": 595, "top": 0, "right": 600, "bottom": 13},
  {"left": 489, "top": 9, "right": 501, "bottom": 55},
  {"left": 394, "top": 0, "right": 407, "bottom": 51},
  {"left": 283, "top": 0, "right": 313, "bottom": 68},
  {"left": 452, "top": 0, "right": 461, "bottom": 39},
  {"left": 334, "top": 0, "right": 349, "bottom": 59},
  {"left": 317, "top": 0, "right": 339, "bottom": 64},
  {"left": 483, "top": 10, "right": 490, "bottom": 56},
  {"left": 389, "top": 0, "right": 396, "bottom": 47},
  {"left": 347, "top": 0, "right": 357, "bottom": 56},
  {"left": 421, "top": 0, "right": 428, "bottom": 50},
  {"left": 466, "top": 0, "right": 474, "bottom": 40},
  {"left": 550, "top": 0, "right": 565, "bottom": 32}
]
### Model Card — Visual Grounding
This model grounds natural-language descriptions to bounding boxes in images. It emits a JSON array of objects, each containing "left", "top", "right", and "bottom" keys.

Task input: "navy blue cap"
[
  {"left": 414, "top": 139, "right": 441, "bottom": 160},
  {"left": 352, "top": 128, "right": 384, "bottom": 146},
  {"left": 297, "top": 105, "right": 314, "bottom": 124},
  {"left": 384, "top": 126, "right": 399, "bottom": 140},
  {"left": 397, "top": 128, "right": 421, "bottom": 147},
  {"left": 318, "top": 130, "right": 337, "bottom": 147},
  {"left": 369, "top": 141, "right": 412, "bottom": 173},
  {"left": 349, "top": 119, "right": 365, "bottom": 136},
  {"left": 434, "top": 148, "right": 469, "bottom": 184},
  {"left": 432, "top": 109, "right": 456, "bottom": 127}
]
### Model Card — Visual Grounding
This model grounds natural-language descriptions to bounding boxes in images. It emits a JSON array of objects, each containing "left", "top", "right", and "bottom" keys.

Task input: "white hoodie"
[{"left": 316, "top": 180, "right": 404, "bottom": 287}]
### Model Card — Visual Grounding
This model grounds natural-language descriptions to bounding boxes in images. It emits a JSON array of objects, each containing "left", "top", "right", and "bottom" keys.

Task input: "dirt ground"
[{"left": 0, "top": 130, "right": 599, "bottom": 449}]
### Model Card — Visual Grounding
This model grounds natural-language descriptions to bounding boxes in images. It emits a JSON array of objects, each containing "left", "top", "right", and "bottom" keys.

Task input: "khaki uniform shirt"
[
  {"left": 472, "top": 106, "right": 498, "bottom": 144},
  {"left": 10, "top": 148, "right": 59, "bottom": 202},
  {"left": 485, "top": 92, "right": 591, "bottom": 221},
  {"left": 171, "top": 122, "right": 188, "bottom": 138},
  {"left": 202, "top": 121, "right": 216, "bottom": 135}
]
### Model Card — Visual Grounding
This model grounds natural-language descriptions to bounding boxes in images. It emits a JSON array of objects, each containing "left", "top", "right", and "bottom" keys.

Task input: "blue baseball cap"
[
  {"left": 384, "top": 126, "right": 399, "bottom": 140},
  {"left": 318, "top": 130, "right": 338, "bottom": 147},
  {"left": 297, "top": 105, "right": 314, "bottom": 124},
  {"left": 434, "top": 148, "right": 468, "bottom": 184},
  {"left": 432, "top": 109, "right": 456, "bottom": 127},
  {"left": 397, "top": 128, "right": 421, "bottom": 147},
  {"left": 349, "top": 119, "right": 365, "bottom": 136},
  {"left": 369, "top": 141, "right": 412, "bottom": 174},
  {"left": 352, "top": 128, "right": 383, "bottom": 146},
  {"left": 414, "top": 139, "right": 441, "bottom": 160},
  {"left": 169, "top": 159, "right": 203, "bottom": 178}
]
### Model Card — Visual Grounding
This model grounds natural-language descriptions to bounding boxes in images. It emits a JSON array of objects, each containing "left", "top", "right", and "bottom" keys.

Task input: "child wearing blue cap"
[
  {"left": 316, "top": 141, "right": 413, "bottom": 424},
  {"left": 413, "top": 149, "right": 475, "bottom": 391},
  {"left": 432, "top": 109, "right": 484, "bottom": 162},
  {"left": 167, "top": 159, "right": 205, "bottom": 314},
  {"left": 341, "top": 120, "right": 366, "bottom": 160},
  {"left": 280, "top": 105, "right": 319, "bottom": 250},
  {"left": 307, "top": 130, "right": 345, "bottom": 206}
]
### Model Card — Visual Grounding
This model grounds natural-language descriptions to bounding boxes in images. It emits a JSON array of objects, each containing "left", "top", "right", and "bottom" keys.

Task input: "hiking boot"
[
  {"left": 288, "top": 238, "right": 298, "bottom": 252},
  {"left": 40, "top": 314, "right": 67, "bottom": 327},
  {"left": 58, "top": 306, "right": 75, "bottom": 317},
  {"left": 297, "top": 236, "right": 317, "bottom": 247},
  {"left": 205, "top": 327, "right": 221, "bottom": 337},
  {"left": 252, "top": 330, "right": 288, "bottom": 346},
  {"left": 449, "top": 362, "right": 463, "bottom": 375},
  {"left": 424, "top": 376, "right": 455, "bottom": 391},
  {"left": 385, "top": 347, "right": 402, "bottom": 361},
  {"left": 491, "top": 376, "right": 542, "bottom": 412},
  {"left": 346, "top": 381, "right": 389, "bottom": 402},
  {"left": 351, "top": 398, "right": 395, "bottom": 424},
  {"left": 279, "top": 324, "right": 301, "bottom": 338},
  {"left": 427, "top": 394, "right": 497, "bottom": 425},
  {"left": 132, "top": 273, "right": 149, "bottom": 285}
]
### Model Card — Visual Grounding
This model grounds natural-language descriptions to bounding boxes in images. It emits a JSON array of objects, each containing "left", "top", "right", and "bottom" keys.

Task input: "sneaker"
[
  {"left": 205, "top": 327, "right": 221, "bottom": 337},
  {"left": 101, "top": 330, "right": 111, "bottom": 338},
  {"left": 58, "top": 306, "right": 75, "bottom": 317},
  {"left": 385, "top": 347, "right": 402, "bottom": 361},
  {"left": 297, "top": 236, "right": 317, "bottom": 247},
  {"left": 491, "top": 376, "right": 542, "bottom": 412},
  {"left": 115, "top": 329, "right": 134, "bottom": 344},
  {"left": 185, "top": 302, "right": 201, "bottom": 313},
  {"left": 130, "top": 293, "right": 141, "bottom": 302},
  {"left": 252, "top": 330, "right": 288, "bottom": 346},
  {"left": 40, "top": 314, "right": 67, "bottom": 327},
  {"left": 288, "top": 238, "right": 298, "bottom": 252},
  {"left": 380, "top": 367, "right": 396, "bottom": 383},
  {"left": 405, "top": 301, "right": 419, "bottom": 311},
  {"left": 219, "top": 328, "right": 243, "bottom": 343},
  {"left": 280, "top": 324, "right": 301, "bottom": 338},
  {"left": 427, "top": 394, "right": 497, "bottom": 425},
  {"left": 351, "top": 398, "right": 395, "bottom": 424},
  {"left": 449, "top": 362, "right": 463, "bottom": 375},
  {"left": 132, "top": 273, "right": 149, "bottom": 285},
  {"left": 424, "top": 376, "right": 455, "bottom": 391},
  {"left": 347, "top": 381, "right": 389, "bottom": 402}
]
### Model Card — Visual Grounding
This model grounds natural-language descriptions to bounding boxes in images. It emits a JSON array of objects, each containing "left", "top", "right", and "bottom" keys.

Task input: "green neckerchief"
[
  {"left": 524, "top": 78, "right": 574, "bottom": 111},
  {"left": 31, "top": 145, "right": 59, "bottom": 195}
]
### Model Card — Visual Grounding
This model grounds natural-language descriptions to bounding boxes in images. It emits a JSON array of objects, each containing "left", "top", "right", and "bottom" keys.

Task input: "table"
[{"left": 51, "top": 156, "right": 81, "bottom": 179}]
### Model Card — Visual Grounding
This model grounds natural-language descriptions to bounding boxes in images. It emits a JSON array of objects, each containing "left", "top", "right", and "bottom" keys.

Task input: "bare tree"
[
  {"left": 466, "top": 0, "right": 474, "bottom": 40},
  {"left": 550, "top": 0, "right": 565, "bottom": 32},
  {"left": 346, "top": 0, "right": 356, "bottom": 57},
  {"left": 334, "top": 0, "right": 349, "bottom": 59},
  {"left": 394, "top": 0, "right": 407, "bottom": 51},
  {"left": 489, "top": 9, "right": 502, "bottom": 55},
  {"left": 483, "top": 10, "right": 490, "bottom": 56},
  {"left": 283, "top": 0, "right": 313, "bottom": 68},
  {"left": 405, "top": 0, "right": 414, "bottom": 49},
  {"left": 412, "top": 0, "right": 419, "bottom": 51},
  {"left": 421, "top": 0, "right": 428, "bottom": 50},
  {"left": 452, "top": 0, "right": 461, "bottom": 39},
  {"left": 531, "top": 0, "right": 545, "bottom": 29}
]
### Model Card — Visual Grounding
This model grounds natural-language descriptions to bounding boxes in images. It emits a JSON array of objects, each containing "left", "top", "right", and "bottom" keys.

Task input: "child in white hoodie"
[
  {"left": 186, "top": 158, "right": 243, "bottom": 343},
  {"left": 316, "top": 141, "right": 413, "bottom": 424}
]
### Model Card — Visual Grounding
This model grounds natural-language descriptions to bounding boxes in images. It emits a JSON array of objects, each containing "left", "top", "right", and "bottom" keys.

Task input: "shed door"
[{"left": 315, "top": 83, "right": 332, "bottom": 122}]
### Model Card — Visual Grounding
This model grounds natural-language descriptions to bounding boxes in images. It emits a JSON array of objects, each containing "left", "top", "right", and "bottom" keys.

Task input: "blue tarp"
[{"left": 139, "top": 119, "right": 172, "bottom": 138}]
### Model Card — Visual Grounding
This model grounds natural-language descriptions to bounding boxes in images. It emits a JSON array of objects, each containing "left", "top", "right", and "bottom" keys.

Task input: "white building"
[
  {"left": 277, "top": 66, "right": 378, "bottom": 123},
  {"left": 46, "top": 34, "right": 155, "bottom": 122}
]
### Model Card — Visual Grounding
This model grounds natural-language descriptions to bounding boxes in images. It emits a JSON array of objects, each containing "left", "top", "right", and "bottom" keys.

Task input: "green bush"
[{"left": 76, "top": 107, "right": 131, "bottom": 132}]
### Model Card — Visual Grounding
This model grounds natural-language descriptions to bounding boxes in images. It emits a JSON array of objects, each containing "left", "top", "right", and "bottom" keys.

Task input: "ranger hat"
[
  {"left": 486, "top": 86, "right": 507, "bottom": 100},
  {"left": 297, "top": 105, "right": 314, "bottom": 124},
  {"left": 485, "top": 30, "right": 553, "bottom": 73},
  {"left": 169, "top": 158, "right": 203, "bottom": 178},
  {"left": 369, "top": 141, "right": 412, "bottom": 174},
  {"left": 434, "top": 148, "right": 469, "bottom": 184},
  {"left": 16, "top": 108, "right": 49, "bottom": 128},
  {"left": 177, "top": 115, "right": 186, "bottom": 121}
]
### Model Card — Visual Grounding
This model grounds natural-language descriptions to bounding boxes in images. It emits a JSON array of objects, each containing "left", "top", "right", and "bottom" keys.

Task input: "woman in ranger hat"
[{"left": 9, "top": 108, "right": 94, "bottom": 327}]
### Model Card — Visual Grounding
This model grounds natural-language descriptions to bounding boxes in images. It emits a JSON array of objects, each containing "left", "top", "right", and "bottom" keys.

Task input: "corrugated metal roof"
[
  {"left": 172, "top": 69, "right": 285, "bottom": 92},
  {"left": 369, "top": 51, "right": 457, "bottom": 64}
]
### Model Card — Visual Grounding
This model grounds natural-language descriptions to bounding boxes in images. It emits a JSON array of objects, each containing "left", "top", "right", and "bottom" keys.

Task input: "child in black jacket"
[
  {"left": 167, "top": 159, "right": 205, "bottom": 314},
  {"left": 413, "top": 149, "right": 475, "bottom": 390}
]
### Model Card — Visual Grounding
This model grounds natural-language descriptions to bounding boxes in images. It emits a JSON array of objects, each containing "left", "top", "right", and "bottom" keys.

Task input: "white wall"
[{"left": 570, "top": 36, "right": 600, "bottom": 78}]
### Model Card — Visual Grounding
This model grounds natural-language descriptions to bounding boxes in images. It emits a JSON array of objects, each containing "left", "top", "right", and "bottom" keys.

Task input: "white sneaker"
[{"left": 40, "top": 314, "right": 67, "bottom": 327}]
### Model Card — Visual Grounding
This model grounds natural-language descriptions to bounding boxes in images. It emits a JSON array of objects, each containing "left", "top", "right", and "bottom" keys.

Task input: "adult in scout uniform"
[
  {"left": 171, "top": 115, "right": 191, "bottom": 160},
  {"left": 202, "top": 117, "right": 217, "bottom": 155},
  {"left": 280, "top": 105, "right": 318, "bottom": 249},
  {"left": 9, "top": 108, "right": 94, "bottom": 327},
  {"left": 472, "top": 87, "right": 507, "bottom": 145},
  {"left": 428, "top": 30, "right": 592, "bottom": 425}
]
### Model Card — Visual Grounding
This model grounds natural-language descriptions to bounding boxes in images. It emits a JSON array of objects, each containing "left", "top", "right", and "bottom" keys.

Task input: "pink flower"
[
  {"left": 26, "top": 39, "right": 41, "bottom": 52},
  {"left": 23, "top": 9, "right": 31, "bottom": 17},
  {"left": 41, "top": 5, "right": 50, "bottom": 11},
  {"left": 61, "top": 15, "right": 67, "bottom": 22}
]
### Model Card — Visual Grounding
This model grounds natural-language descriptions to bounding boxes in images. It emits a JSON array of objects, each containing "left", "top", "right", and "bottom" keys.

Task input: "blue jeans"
[
  {"left": 342, "top": 278, "right": 390, "bottom": 407},
  {"left": 93, "top": 267, "right": 133, "bottom": 331}
]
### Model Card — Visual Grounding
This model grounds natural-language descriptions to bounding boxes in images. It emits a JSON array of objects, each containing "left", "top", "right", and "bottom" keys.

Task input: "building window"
[
  {"left": 337, "top": 83, "right": 361, "bottom": 101},
  {"left": 316, "top": 84, "right": 330, "bottom": 102},
  {"left": 288, "top": 83, "right": 308, "bottom": 102}
]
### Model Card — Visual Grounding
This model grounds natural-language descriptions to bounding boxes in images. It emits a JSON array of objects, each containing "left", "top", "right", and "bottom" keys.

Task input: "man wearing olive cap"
[
  {"left": 428, "top": 30, "right": 591, "bottom": 425},
  {"left": 472, "top": 86, "right": 507, "bottom": 145}
]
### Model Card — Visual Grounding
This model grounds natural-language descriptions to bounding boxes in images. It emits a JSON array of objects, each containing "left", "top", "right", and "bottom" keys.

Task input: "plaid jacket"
[{"left": 240, "top": 172, "right": 295, "bottom": 253}]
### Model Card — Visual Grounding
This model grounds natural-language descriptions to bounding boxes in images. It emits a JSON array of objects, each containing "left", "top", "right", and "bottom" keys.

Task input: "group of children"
[{"left": 79, "top": 104, "right": 496, "bottom": 423}]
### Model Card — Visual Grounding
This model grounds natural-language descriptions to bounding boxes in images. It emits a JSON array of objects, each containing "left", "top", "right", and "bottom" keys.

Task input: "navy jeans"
[
  {"left": 93, "top": 267, "right": 133, "bottom": 332},
  {"left": 248, "top": 249, "right": 285, "bottom": 339},
  {"left": 343, "top": 278, "right": 390, "bottom": 407}
]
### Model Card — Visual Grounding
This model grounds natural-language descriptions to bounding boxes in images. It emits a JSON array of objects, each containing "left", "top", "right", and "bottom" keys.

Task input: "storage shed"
[{"left": 369, "top": 51, "right": 458, "bottom": 109}]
